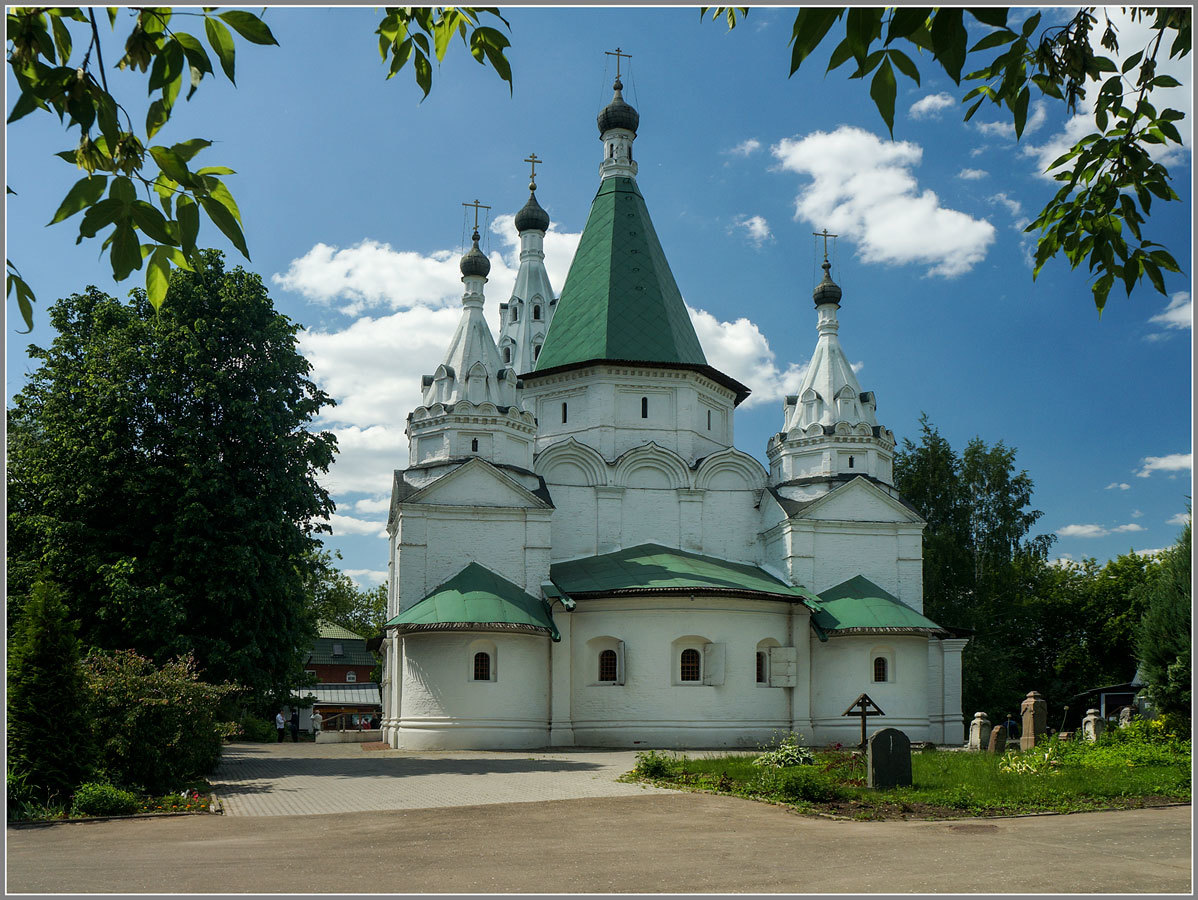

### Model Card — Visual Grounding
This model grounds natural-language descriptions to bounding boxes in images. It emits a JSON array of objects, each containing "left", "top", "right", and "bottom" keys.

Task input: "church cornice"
[{"left": 524, "top": 359, "right": 747, "bottom": 405}]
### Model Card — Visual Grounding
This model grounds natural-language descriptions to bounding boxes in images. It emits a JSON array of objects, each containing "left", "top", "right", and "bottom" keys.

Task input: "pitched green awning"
[
  {"left": 387, "top": 563, "right": 559, "bottom": 641},
  {"left": 533, "top": 177, "right": 707, "bottom": 371},
  {"left": 810, "top": 575, "right": 948, "bottom": 636},
  {"left": 549, "top": 543, "right": 817, "bottom": 605}
]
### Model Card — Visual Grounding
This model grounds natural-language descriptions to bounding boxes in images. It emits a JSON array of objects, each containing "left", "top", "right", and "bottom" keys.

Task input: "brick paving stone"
[{"left": 210, "top": 741, "right": 680, "bottom": 817}]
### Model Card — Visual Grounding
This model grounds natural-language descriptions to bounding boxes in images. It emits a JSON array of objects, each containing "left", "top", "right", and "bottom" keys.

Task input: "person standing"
[
  {"left": 311, "top": 710, "right": 323, "bottom": 739},
  {"left": 275, "top": 710, "right": 286, "bottom": 743},
  {"left": 290, "top": 709, "right": 300, "bottom": 742}
]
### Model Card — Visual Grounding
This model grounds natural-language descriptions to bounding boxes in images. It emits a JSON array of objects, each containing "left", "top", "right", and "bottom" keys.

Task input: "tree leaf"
[
  {"left": 1013, "top": 86, "right": 1030, "bottom": 139},
  {"left": 969, "top": 29, "right": 1017, "bottom": 53},
  {"left": 130, "top": 200, "right": 177, "bottom": 244},
  {"left": 145, "top": 245, "right": 172, "bottom": 310},
  {"left": 204, "top": 15, "right": 236, "bottom": 84},
  {"left": 48, "top": 175, "right": 108, "bottom": 225},
  {"left": 929, "top": 8, "right": 968, "bottom": 84},
  {"left": 146, "top": 99, "right": 169, "bottom": 139},
  {"left": 50, "top": 13, "right": 73, "bottom": 64},
  {"left": 870, "top": 58, "right": 897, "bottom": 136},
  {"left": 174, "top": 31, "right": 214, "bottom": 74},
  {"left": 826, "top": 37, "right": 855, "bottom": 74},
  {"left": 110, "top": 220, "right": 143, "bottom": 280},
  {"left": 413, "top": 52, "right": 432, "bottom": 98},
  {"left": 150, "top": 145, "right": 194, "bottom": 187},
  {"left": 217, "top": 10, "right": 278, "bottom": 46},
  {"left": 885, "top": 7, "right": 930, "bottom": 44},
  {"left": 171, "top": 138, "right": 212, "bottom": 162},
  {"left": 199, "top": 195, "right": 250, "bottom": 259},
  {"left": 967, "top": 8, "right": 1008, "bottom": 28},
  {"left": 176, "top": 194, "right": 200, "bottom": 260},
  {"left": 887, "top": 47, "right": 920, "bottom": 84},
  {"left": 789, "top": 8, "right": 843, "bottom": 74}
]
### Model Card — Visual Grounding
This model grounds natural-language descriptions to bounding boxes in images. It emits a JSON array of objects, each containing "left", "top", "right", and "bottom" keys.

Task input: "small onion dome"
[
  {"left": 597, "top": 76, "right": 639, "bottom": 135},
  {"left": 514, "top": 182, "right": 550, "bottom": 233},
  {"left": 812, "top": 259, "right": 842, "bottom": 306},
  {"left": 460, "top": 229, "right": 491, "bottom": 278}
]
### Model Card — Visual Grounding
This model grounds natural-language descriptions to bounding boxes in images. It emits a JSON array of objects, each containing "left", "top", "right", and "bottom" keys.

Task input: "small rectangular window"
[
  {"left": 641, "top": 396, "right": 648, "bottom": 419},
  {"left": 561, "top": 402, "right": 568, "bottom": 424},
  {"left": 332, "top": 642, "right": 343, "bottom": 657},
  {"left": 707, "top": 410, "right": 712, "bottom": 430}
]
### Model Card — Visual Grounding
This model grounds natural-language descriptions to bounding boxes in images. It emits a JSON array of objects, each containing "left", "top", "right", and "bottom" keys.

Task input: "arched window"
[
  {"left": 533, "top": 344, "right": 541, "bottom": 361},
  {"left": 471, "top": 438, "right": 479, "bottom": 453},
  {"left": 756, "top": 651, "right": 767, "bottom": 684},
  {"left": 873, "top": 656, "right": 888, "bottom": 683},
  {"left": 679, "top": 648, "right": 701, "bottom": 682},
  {"left": 598, "top": 649, "right": 618, "bottom": 682},
  {"left": 473, "top": 652, "right": 492, "bottom": 682},
  {"left": 503, "top": 346, "right": 511, "bottom": 364},
  {"left": 533, "top": 304, "right": 541, "bottom": 320},
  {"left": 346, "top": 671, "right": 357, "bottom": 683},
  {"left": 511, "top": 305, "right": 518, "bottom": 322},
  {"left": 561, "top": 402, "right": 568, "bottom": 424},
  {"left": 848, "top": 455, "right": 855, "bottom": 469},
  {"left": 641, "top": 396, "right": 648, "bottom": 419}
]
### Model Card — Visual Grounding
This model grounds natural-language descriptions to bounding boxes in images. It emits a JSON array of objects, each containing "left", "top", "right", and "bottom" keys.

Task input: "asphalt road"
[{"left": 7, "top": 797, "right": 1191, "bottom": 894}]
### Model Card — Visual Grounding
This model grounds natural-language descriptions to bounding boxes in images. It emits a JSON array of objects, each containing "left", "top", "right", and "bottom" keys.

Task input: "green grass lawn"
[{"left": 627, "top": 729, "right": 1191, "bottom": 820}]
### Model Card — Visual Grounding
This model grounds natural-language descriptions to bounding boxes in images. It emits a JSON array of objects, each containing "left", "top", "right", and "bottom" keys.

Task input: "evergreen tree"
[
  {"left": 6, "top": 252, "right": 337, "bottom": 710},
  {"left": 1134, "top": 518, "right": 1192, "bottom": 719},
  {"left": 6, "top": 580, "right": 95, "bottom": 803}
]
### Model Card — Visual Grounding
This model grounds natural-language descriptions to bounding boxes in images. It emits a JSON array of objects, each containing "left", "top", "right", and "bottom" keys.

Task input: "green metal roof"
[
  {"left": 549, "top": 543, "right": 815, "bottom": 603},
  {"left": 533, "top": 177, "right": 707, "bottom": 371},
  {"left": 318, "top": 621, "right": 366, "bottom": 641},
  {"left": 387, "top": 563, "right": 559, "bottom": 641},
  {"left": 307, "top": 637, "right": 376, "bottom": 667},
  {"left": 810, "top": 575, "right": 947, "bottom": 635}
]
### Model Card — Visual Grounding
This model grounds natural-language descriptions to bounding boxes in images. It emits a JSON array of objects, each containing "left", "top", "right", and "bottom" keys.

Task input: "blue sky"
[{"left": 6, "top": 7, "right": 1193, "bottom": 588}]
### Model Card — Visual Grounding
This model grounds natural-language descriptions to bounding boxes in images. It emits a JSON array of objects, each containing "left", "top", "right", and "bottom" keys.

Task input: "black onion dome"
[
  {"left": 460, "top": 230, "right": 491, "bottom": 277},
  {"left": 812, "top": 260, "right": 842, "bottom": 306},
  {"left": 514, "top": 184, "right": 550, "bottom": 233},
  {"left": 597, "top": 76, "right": 639, "bottom": 135}
]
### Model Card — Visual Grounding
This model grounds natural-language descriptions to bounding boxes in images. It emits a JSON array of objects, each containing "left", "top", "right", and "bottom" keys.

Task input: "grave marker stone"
[
  {"left": 1081, "top": 708, "right": 1105, "bottom": 742},
  {"left": 1020, "top": 691, "right": 1047, "bottom": 750},
  {"left": 1118, "top": 706, "right": 1135, "bottom": 728},
  {"left": 867, "top": 727, "right": 912, "bottom": 788},
  {"left": 968, "top": 712, "right": 991, "bottom": 750},
  {"left": 987, "top": 725, "right": 1007, "bottom": 754}
]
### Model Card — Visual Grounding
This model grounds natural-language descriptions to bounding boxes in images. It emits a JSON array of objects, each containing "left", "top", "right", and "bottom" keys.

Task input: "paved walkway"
[{"left": 209, "top": 741, "right": 678, "bottom": 816}]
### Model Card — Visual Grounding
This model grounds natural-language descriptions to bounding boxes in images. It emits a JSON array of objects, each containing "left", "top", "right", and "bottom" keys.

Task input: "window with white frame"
[
  {"left": 346, "top": 670, "right": 357, "bottom": 683},
  {"left": 870, "top": 647, "right": 895, "bottom": 683},
  {"left": 473, "top": 652, "right": 492, "bottom": 681},
  {"left": 679, "top": 648, "right": 701, "bottom": 681}
]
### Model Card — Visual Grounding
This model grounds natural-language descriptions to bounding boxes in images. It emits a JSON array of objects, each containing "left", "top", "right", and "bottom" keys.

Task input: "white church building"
[{"left": 380, "top": 74, "right": 968, "bottom": 750}]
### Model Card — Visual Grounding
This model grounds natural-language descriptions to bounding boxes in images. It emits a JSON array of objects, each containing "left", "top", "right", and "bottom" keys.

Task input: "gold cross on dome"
[
  {"left": 462, "top": 199, "right": 491, "bottom": 232},
  {"left": 524, "top": 153, "right": 542, "bottom": 183},
  {"left": 605, "top": 46, "right": 632, "bottom": 78},
  {"left": 813, "top": 228, "right": 838, "bottom": 261}
]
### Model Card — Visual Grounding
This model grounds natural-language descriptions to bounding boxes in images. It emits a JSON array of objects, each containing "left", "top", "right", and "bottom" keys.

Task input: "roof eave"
[{"left": 526, "top": 358, "right": 751, "bottom": 406}]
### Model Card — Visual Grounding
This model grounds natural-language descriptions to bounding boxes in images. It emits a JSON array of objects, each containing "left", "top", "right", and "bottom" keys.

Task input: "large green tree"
[
  {"left": 6, "top": 251, "right": 337, "bottom": 709},
  {"left": 1133, "top": 516, "right": 1192, "bottom": 718},
  {"left": 305, "top": 549, "right": 388, "bottom": 639}
]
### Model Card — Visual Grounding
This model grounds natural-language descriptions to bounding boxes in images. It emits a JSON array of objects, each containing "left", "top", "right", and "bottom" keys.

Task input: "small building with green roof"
[{"left": 378, "top": 67, "right": 968, "bottom": 752}]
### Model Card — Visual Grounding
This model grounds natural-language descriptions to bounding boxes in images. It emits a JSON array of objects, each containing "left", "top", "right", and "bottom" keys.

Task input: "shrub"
[
  {"left": 83, "top": 650, "right": 240, "bottom": 795},
  {"left": 753, "top": 732, "right": 814, "bottom": 768},
  {"left": 234, "top": 714, "right": 278, "bottom": 743},
  {"left": 998, "top": 745, "right": 1062, "bottom": 776},
  {"left": 756, "top": 766, "right": 844, "bottom": 802},
  {"left": 6, "top": 580, "right": 96, "bottom": 804},
  {"left": 71, "top": 782, "right": 139, "bottom": 817},
  {"left": 632, "top": 749, "right": 680, "bottom": 779}
]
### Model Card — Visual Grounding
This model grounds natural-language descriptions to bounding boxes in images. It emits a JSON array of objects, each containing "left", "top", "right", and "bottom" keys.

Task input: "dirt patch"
[{"left": 360, "top": 741, "right": 390, "bottom": 751}]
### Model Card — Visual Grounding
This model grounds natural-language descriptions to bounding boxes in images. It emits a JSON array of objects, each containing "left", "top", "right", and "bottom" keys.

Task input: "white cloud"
[
  {"left": 909, "top": 92, "right": 955, "bottom": 120},
  {"left": 771, "top": 126, "right": 996, "bottom": 278},
  {"left": 1057, "top": 522, "right": 1146, "bottom": 538},
  {"left": 687, "top": 306, "right": 806, "bottom": 408},
  {"left": 1131, "top": 509, "right": 1143, "bottom": 518},
  {"left": 1131, "top": 547, "right": 1168, "bottom": 558},
  {"left": 989, "top": 193, "right": 1024, "bottom": 219},
  {"left": 1135, "top": 453, "right": 1192, "bottom": 478},
  {"left": 1105, "top": 482, "right": 1131, "bottom": 490},
  {"left": 731, "top": 214, "right": 773, "bottom": 247},
  {"left": 726, "top": 138, "right": 761, "bottom": 157},
  {"left": 1148, "top": 292, "right": 1192, "bottom": 331},
  {"left": 354, "top": 497, "right": 391, "bottom": 515},
  {"left": 974, "top": 101, "right": 1048, "bottom": 141},
  {"left": 344, "top": 568, "right": 388, "bottom": 587},
  {"left": 957, "top": 168, "right": 988, "bottom": 180},
  {"left": 1167, "top": 512, "right": 1190, "bottom": 527},
  {"left": 328, "top": 513, "right": 388, "bottom": 539}
]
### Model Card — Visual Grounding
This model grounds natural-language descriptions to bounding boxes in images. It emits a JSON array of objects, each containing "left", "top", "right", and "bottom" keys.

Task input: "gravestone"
[
  {"left": 868, "top": 727, "right": 912, "bottom": 788},
  {"left": 1081, "top": 708, "right": 1105, "bottom": 742},
  {"left": 1058, "top": 732, "right": 1073, "bottom": 742},
  {"left": 1020, "top": 691, "right": 1047, "bottom": 751},
  {"left": 968, "top": 712, "right": 991, "bottom": 750},
  {"left": 1118, "top": 706, "right": 1135, "bottom": 728},
  {"left": 987, "top": 725, "right": 1007, "bottom": 754}
]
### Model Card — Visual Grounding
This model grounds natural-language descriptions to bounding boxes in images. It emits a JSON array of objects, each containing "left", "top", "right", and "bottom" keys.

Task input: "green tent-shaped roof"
[
  {"left": 533, "top": 177, "right": 707, "bottom": 372},
  {"left": 810, "top": 575, "right": 947, "bottom": 635},
  {"left": 387, "top": 563, "right": 559, "bottom": 641},
  {"left": 550, "top": 543, "right": 816, "bottom": 604}
]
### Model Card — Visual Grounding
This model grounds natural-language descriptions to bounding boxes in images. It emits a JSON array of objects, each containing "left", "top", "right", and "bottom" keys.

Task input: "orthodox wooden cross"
[
  {"left": 842, "top": 692, "right": 884, "bottom": 749},
  {"left": 524, "top": 153, "right": 542, "bottom": 189},
  {"left": 813, "top": 228, "right": 838, "bottom": 261},
  {"left": 462, "top": 198, "right": 491, "bottom": 238},
  {"left": 605, "top": 46, "right": 632, "bottom": 79}
]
